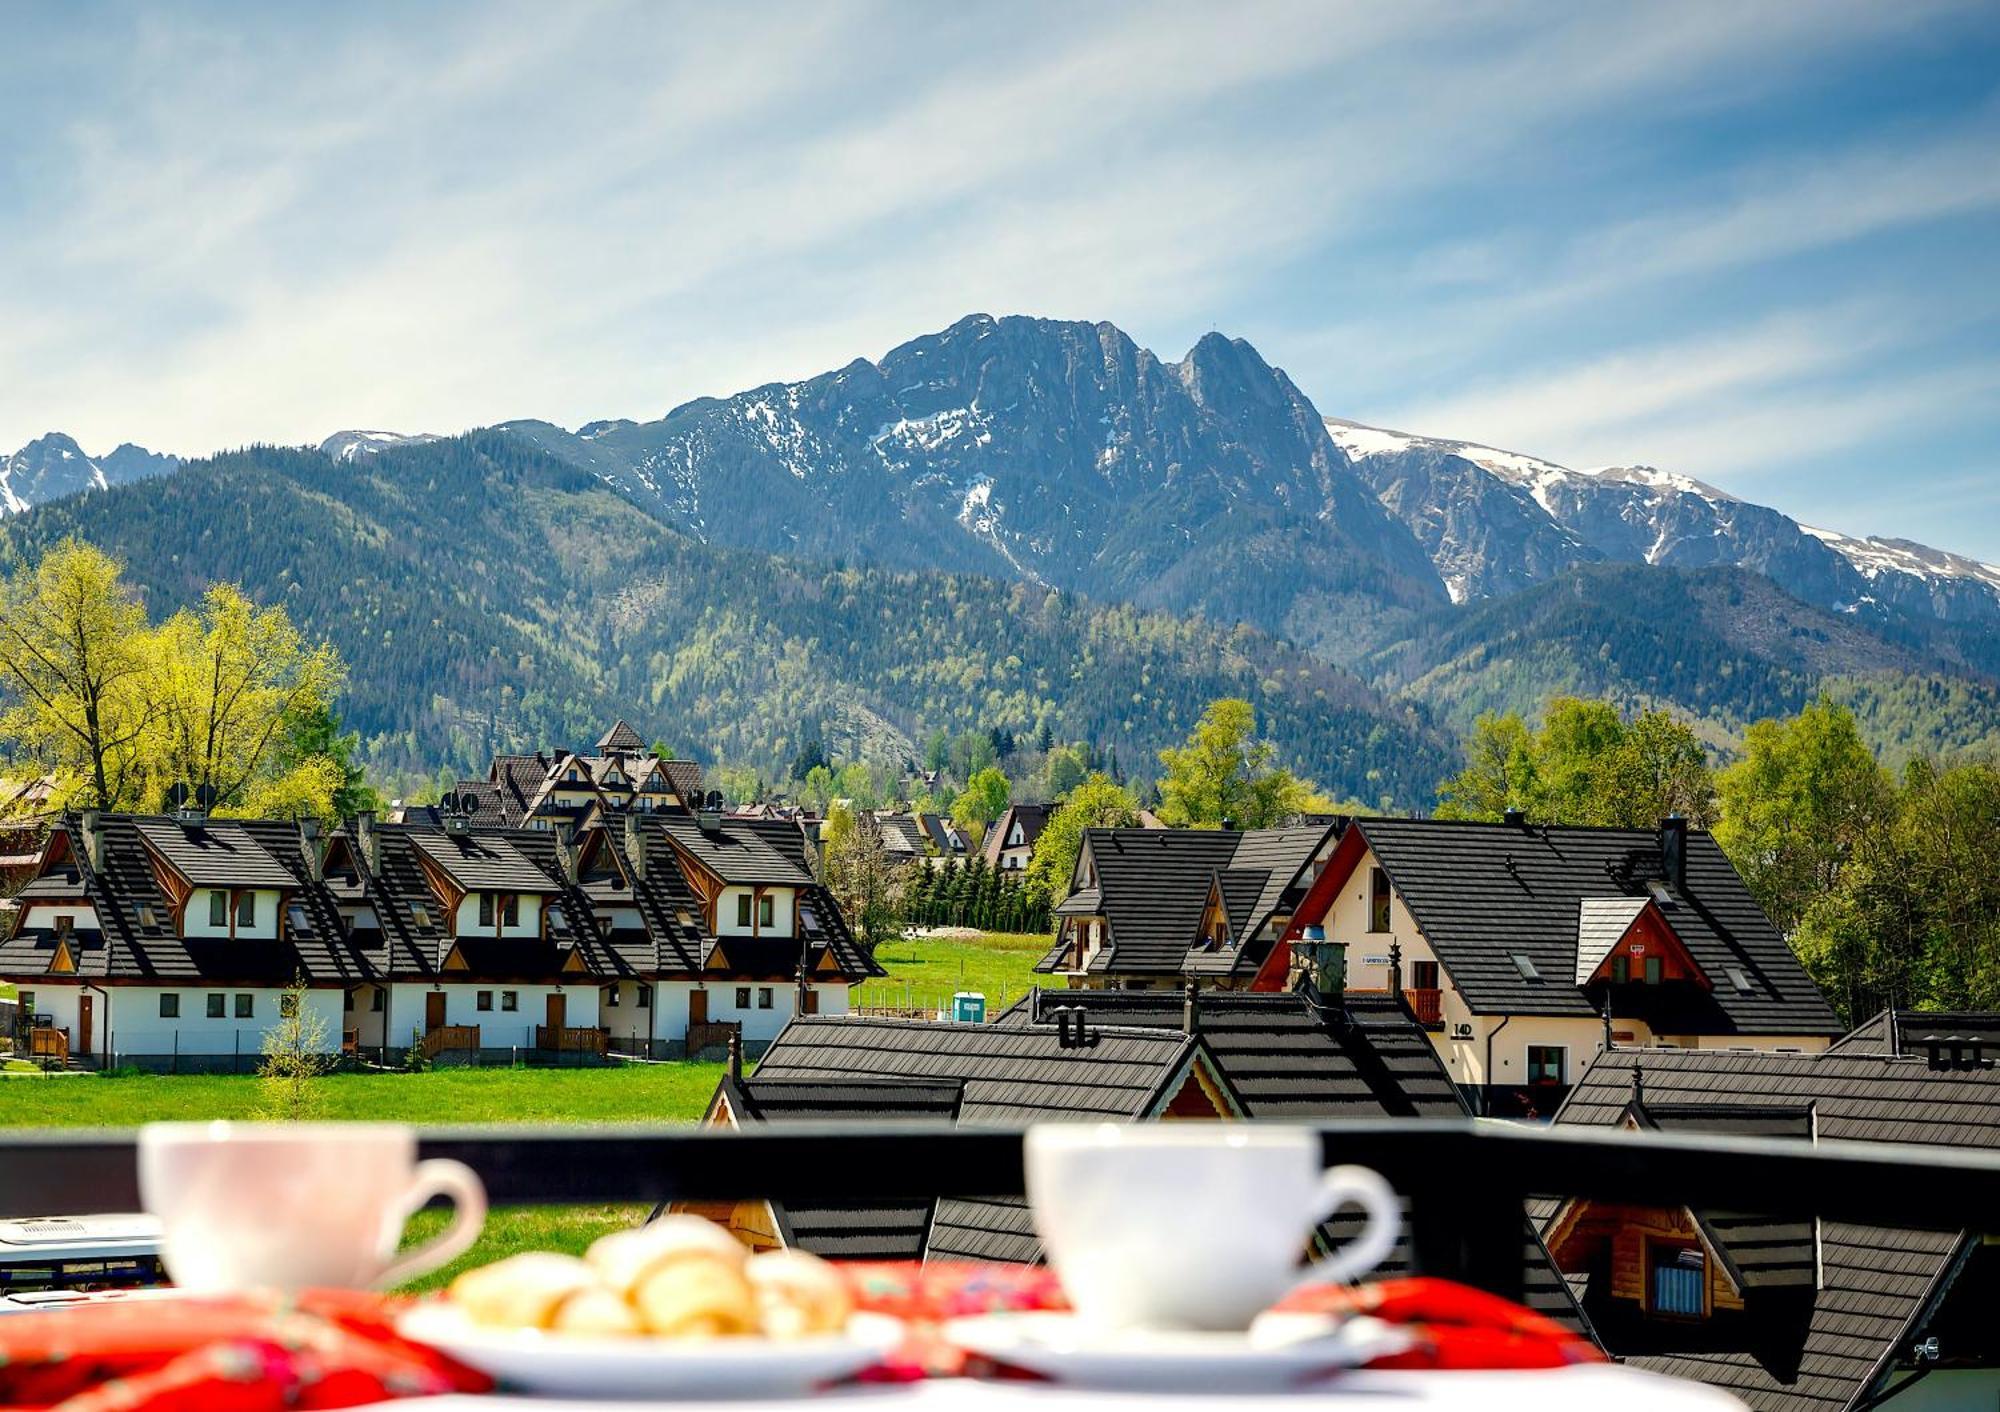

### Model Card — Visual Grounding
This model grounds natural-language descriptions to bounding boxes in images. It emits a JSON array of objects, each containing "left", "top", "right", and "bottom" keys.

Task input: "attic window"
[
  {"left": 411, "top": 905, "right": 432, "bottom": 928},
  {"left": 137, "top": 905, "right": 157, "bottom": 928},
  {"left": 1511, "top": 953, "right": 1544, "bottom": 982},
  {"left": 1725, "top": 966, "right": 1754, "bottom": 995},
  {"left": 288, "top": 905, "right": 309, "bottom": 932}
]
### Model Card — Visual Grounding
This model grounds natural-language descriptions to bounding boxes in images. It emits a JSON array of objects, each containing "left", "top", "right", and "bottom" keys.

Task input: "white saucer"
[
  {"left": 942, "top": 1310, "right": 1413, "bottom": 1391},
  {"left": 397, "top": 1302, "right": 904, "bottom": 1399}
]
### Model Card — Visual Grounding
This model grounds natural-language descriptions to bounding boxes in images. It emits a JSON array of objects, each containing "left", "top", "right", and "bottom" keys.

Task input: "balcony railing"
[
  {"left": 536, "top": 1024, "right": 606, "bottom": 1055},
  {"left": 7, "top": 1120, "right": 2000, "bottom": 1302},
  {"left": 1403, "top": 987, "right": 1443, "bottom": 1029},
  {"left": 419, "top": 1024, "right": 480, "bottom": 1058}
]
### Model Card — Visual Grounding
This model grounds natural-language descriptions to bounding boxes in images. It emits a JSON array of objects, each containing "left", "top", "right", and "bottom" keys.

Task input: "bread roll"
[
  {"left": 587, "top": 1215, "right": 747, "bottom": 1297},
  {"left": 745, "top": 1249, "right": 853, "bottom": 1338},
  {"left": 551, "top": 1284, "right": 646, "bottom": 1337},
  {"left": 632, "top": 1254, "right": 759, "bottom": 1338},
  {"left": 448, "top": 1252, "right": 598, "bottom": 1329}
]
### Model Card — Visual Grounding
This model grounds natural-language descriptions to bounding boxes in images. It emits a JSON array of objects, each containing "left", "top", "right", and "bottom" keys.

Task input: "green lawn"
[
  {"left": 855, "top": 929, "right": 1052, "bottom": 1015},
  {"left": 0, "top": 1064, "right": 722, "bottom": 1288}
]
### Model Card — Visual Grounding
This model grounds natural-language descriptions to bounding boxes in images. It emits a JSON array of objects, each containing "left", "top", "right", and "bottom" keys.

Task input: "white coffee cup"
[
  {"left": 138, "top": 1121, "right": 486, "bottom": 1293},
  {"left": 1026, "top": 1124, "right": 1400, "bottom": 1330}
]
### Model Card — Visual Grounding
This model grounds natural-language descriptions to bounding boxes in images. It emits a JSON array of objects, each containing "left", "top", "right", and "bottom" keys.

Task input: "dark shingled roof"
[
  {"left": 1038, "top": 824, "right": 1334, "bottom": 978},
  {"left": 1829, "top": 1009, "right": 2000, "bottom": 1058},
  {"left": 659, "top": 815, "right": 816, "bottom": 888},
  {"left": 983, "top": 803, "right": 1051, "bottom": 866},
  {"left": 752, "top": 1016, "right": 1214, "bottom": 1264},
  {"left": 720, "top": 1076, "right": 962, "bottom": 1260},
  {"left": 408, "top": 830, "right": 558, "bottom": 893},
  {"left": 1355, "top": 819, "right": 1837, "bottom": 1035},
  {"left": 598, "top": 720, "right": 648, "bottom": 754},
  {"left": 1540, "top": 1045, "right": 2000, "bottom": 1410},
  {"left": 134, "top": 819, "right": 301, "bottom": 890}
]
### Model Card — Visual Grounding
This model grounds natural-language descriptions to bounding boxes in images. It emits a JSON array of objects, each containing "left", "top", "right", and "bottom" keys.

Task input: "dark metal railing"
[{"left": 5, "top": 1120, "right": 1999, "bottom": 1301}]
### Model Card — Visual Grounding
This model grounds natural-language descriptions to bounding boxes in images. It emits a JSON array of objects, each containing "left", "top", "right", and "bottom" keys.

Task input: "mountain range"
[{"left": 2, "top": 313, "right": 1995, "bottom": 797}]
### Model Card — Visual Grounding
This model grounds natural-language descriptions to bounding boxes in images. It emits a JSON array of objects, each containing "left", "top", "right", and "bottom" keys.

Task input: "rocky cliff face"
[{"left": 0, "top": 433, "right": 178, "bottom": 515}]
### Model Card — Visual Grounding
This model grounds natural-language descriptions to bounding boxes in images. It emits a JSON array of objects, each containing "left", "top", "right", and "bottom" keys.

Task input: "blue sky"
[{"left": 3, "top": 2, "right": 1996, "bottom": 558}]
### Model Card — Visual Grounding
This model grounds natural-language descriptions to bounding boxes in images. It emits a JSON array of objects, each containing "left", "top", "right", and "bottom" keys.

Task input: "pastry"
[
  {"left": 551, "top": 1283, "right": 646, "bottom": 1337},
  {"left": 632, "top": 1255, "right": 760, "bottom": 1338},
  {"left": 447, "top": 1252, "right": 598, "bottom": 1329},
  {"left": 587, "top": 1215, "right": 747, "bottom": 1297},
  {"left": 745, "top": 1249, "right": 853, "bottom": 1338}
]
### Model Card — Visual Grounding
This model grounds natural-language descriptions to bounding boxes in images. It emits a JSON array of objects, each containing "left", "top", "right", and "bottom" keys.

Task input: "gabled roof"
[
  {"left": 1038, "top": 823, "right": 1336, "bottom": 978},
  {"left": 750, "top": 1015, "right": 1226, "bottom": 1263},
  {"left": 134, "top": 819, "right": 301, "bottom": 890},
  {"left": 1543, "top": 1046, "right": 2000, "bottom": 1410},
  {"left": 983, "top": 803, "right": 1051, "bottom": 864},
  {"left": 1299, "top": 819, "right": 1836, "bottom": 1035},
  {"left": 1574, "top": 897, "right": 1650, "bottom": 984},
  {"left": 408, "top": 830, "right": 558, "bottom": 893},
  {"left": 657, "top": 814, "right": 816, "bottom": 888},
  {"left": 598, "top": 720, "right": 648, "bottom": 754}
]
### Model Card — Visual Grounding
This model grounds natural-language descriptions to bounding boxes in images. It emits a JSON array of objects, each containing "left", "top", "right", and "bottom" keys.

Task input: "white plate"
[
  {"left": 942, "top": 1311, "right": 1413, "bottom": 1392},
  {"left": 397, "top": 1302, "right": 905, "bottom": 1399}
]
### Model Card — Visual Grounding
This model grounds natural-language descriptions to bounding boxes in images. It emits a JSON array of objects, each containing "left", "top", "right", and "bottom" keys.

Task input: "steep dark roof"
[
  {"left": 983, "top": 803, "right": 1051, "bottom": 865},
  {"left": 598, "top": 720, "right": 648, "bottom": 753},
  {"left": 1544, "top": 1046, "right": 2000, "bottom": 1409},
  {"left": 1356, "top": 819, "right": 1836, "bottom": 1035},
  {"left": 660, "top": 759, "right": 704, "bottom": 801},
  {"left": 409, "top": 830, "right": 559, "bottom": 893},
  {"left": 134, "top": 819, "right": 300, "bottom": 890},
  {"left": 997, "top": 986, "right": 1462, "bottom": 1119},
  {"left": 753, "top": 1016, "right": 1214, "bottom": 1263},
  {"left": 1039, "top": 824, "right": 1333, "bottom": 977},
  {"left": 1830, "top": 1009, "right": 2000, "bottom": 1058},
  {"left": 658, "top": 815, "right": 816, "bottom": 887},
  {"left": 0, "top": 815, "right": 372, "bottom": 987}
]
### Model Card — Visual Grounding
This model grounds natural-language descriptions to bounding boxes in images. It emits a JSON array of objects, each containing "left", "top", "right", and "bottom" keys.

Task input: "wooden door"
[
  {"left": 546, "top": 993, "right": 566, "bottom": 1035},
  {"left": 688, "top": 989, "right": 708, "bottom": 1027},
  {"left": 424, "top": 991, "right": 446, "bottom": 1032},
  {"left": 78, "top": 993, "right": 93, "bottom": 1057},
  {"left": 801, "top": 987, "right": 819, "bottom": 1015}
]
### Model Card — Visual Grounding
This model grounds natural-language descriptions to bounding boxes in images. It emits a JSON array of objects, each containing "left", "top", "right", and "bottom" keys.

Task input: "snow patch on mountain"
[
  {"left": 1802, "top": 525, "right": 2000, "bottom": 593},
  {"left": 1, "top": 433, "right": 179, "bottom": 515},
  {"left": 318, "top": 430, "right": 445, "bottom": 462}
]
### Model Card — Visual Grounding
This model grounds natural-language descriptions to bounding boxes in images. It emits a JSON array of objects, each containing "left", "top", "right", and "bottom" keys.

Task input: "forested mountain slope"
[{"left": 0, "top": 435, "right": 1453, "bottom": 807}]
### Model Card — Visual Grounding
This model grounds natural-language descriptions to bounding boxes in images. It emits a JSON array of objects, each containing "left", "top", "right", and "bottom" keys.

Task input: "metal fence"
[{"left": 7, "top": 1119, "right": 2000, "bottom": 1301}]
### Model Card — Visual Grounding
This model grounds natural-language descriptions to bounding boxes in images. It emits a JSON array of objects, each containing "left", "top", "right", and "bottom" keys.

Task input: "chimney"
[
  {"left": 79, "top": 811, "right": 106, "bottom": 873},
  {"left": 1219, "top": 816, "right": 1237, "bottom": 832},
  {"left": 356, "top": 810, "right": 379, "bottom": 874},
  {"left": 697, "top": 790, "right": 723, "bottom": 833},
  {"left": 553, "top": 820, "right": 578, "bottom": 884},
  {"left": 299, "top": 818, "right": 322, "bottom": 881},
  {"left": 1503, "top": 807, "right": 1526, "bottom": 827},
  {"left": 1183, "top": 980, "right": 1200, "bottom": 1036},
  {"left": 1660, "top": 815, "right": 1688, "bottom": 891},
  {"left": 623, "top": 811, "right": 646, "bottom": 880}
]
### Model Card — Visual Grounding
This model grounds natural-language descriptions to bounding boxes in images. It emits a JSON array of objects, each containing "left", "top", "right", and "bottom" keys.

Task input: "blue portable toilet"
[{"left": 951, "top": 991, "right": 987, "bottom": 1024}]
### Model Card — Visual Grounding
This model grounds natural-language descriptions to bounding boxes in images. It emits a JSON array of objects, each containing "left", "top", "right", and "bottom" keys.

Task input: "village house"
[
  {"left": 982, "top": 802, "right": 1049, "bottom": 872},
  {"left": 1537, "top": 1017, "right": 2000, "bottom": 1410},
  {"left": 1034, "top": 822, "right": 1341, "bottom": 990},
  {"left": 328, "top": 798, "right": 881, "bottom": 1061},
  {"left": 0, "top": 809, "right": 369, "bottom": 1070},
  {"left": 440, "top": 720, "right": 704, "bottom": 833},
  {"left": 1266, "top": 815, "right": 1841, "bottom": 1114}
]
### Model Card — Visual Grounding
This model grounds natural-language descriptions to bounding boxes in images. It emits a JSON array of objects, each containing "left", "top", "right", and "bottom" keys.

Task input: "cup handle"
[
  {"left": 1296, "top": 1163, "right": 1400, "bottom": 1288},
  {"left": 375, "top": 1158, "right": 487, "bottom": 1289}
]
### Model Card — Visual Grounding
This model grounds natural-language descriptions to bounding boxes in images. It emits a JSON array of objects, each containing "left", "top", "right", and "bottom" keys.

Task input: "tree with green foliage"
[
  {"left": 1157, "top": 698, "right": 1324, "bottom": 829},
  {"left": 819, "top": 804, "right": 903, "bottom": 956},
  {"left": 258, "top": 975, "right": 333, "bottom": 1119},
  {"left": 0, "top": 539, "right": 156, "bottom": 810},
  {"left": 951, "top": 766, "right": 1011, "bottom": 848},
  {"left": 1040, "top": 744, "right": 1088, "bottom": 801},
  {"left": 1025, "top": 772, "right": 1138, "bottom": 907},
  {"left": 1436, "top": 698, "right": 1715, "bottom": 828},
  {"left": 1715, "top": 699, "right": 1891, "bottom": 937},
  {"left": 274, "top": 703, "right": 382, "bottom": 821}
]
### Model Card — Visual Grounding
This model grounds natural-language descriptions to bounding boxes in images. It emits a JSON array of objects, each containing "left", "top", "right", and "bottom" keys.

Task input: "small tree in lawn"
[
  {"left": 821, "top": 804, "right": 904, "bottom": 957},
  {"left": 258, "top": 975, "right": 333, "bottom": 1120}
]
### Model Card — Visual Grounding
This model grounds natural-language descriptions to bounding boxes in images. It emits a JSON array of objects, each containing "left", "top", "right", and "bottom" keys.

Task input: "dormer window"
[
  {"left": 757, "top": 894, "right": 774, "bottom": 929},
  {"left": 235, "top": 893, "right": 257, "bottom": 928},
  {"left": 208, "top": 891, "right": 228, "bottom": 927}
]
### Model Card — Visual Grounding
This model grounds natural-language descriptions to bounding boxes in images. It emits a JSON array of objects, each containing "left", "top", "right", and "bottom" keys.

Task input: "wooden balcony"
[
  {"left": 1404, "top": 986, "right": 1444, "bottom": 1030},
  {"left": 421, "top": 1024, "right": 480, "bottom": 1058},
  {"left": 536, "top": 1024, "right": 606, "bottom": 1055}
]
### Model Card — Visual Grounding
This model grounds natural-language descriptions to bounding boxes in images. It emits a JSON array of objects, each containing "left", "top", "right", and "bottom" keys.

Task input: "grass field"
[{"left": 853, "top": 929, "right": 1051, "bottom": 1014}]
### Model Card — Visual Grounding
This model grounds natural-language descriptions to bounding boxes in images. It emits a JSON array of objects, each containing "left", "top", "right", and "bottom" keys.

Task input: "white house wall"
[
  {"left": 451, "top": 893, "right": 544, "bottom": 938},
  {"left": 715, "top": 886, "right": 795, "bottom": 938},
  {"left": 181, "top": 888, "right": 282, "bottom": 939}
]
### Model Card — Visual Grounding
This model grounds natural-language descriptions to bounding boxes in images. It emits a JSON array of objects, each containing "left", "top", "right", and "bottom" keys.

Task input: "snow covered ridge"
[
  {"left": 1325, "top": 417, "right": 2000, "bottom": 593},
  {"left": 317, "top": 430, "right": 445, "bottom": 462},
  {"left": 0, "top": 433, "right": 179, "bottom": 516}
]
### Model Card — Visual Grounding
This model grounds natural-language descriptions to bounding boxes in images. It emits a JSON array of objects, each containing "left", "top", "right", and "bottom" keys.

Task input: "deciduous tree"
[
  {"left": 1025, "top": 772, "right": 1137, "bottom": 906},
  {"left": 1156, "top": 698, "right": 1319, "bottom": 828}
]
